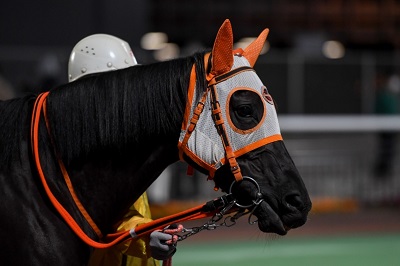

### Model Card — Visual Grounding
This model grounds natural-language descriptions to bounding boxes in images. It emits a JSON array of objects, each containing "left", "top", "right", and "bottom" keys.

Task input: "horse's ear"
[
  {"left": 242, "top": 28, "right": 269, "bottom": 67},
  {"left": 211, "top": 19, "right": 234, "bottom": 76}
]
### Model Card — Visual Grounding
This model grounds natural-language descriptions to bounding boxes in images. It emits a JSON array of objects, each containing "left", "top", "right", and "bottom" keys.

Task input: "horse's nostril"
[{"left": 284, "top": 193, "right": 304, "bottom": 210}]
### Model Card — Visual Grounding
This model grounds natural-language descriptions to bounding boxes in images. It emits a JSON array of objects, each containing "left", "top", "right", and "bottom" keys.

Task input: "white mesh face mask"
[
  {"left": 179, "top": 54, "right": 282, "bottom": 179},
  {"left": 178, "top": 19, "right": 280, "bottom": 181}
]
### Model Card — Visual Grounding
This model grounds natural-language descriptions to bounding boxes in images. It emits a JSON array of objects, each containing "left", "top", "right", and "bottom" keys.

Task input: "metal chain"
[
  {"left": 177, "top": 197, "right": 264, "bottom": 242},
  {"left": 177, "top": 177, "right": 265, "bottom": 242},
  {"left": 177, "top": 199, "right": 236, "bottom": 241}
]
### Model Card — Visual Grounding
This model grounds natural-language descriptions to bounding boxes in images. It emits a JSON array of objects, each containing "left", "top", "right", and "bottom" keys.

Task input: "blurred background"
[{"left": 1, "top": 0, "right": 399, "bottom": 265}]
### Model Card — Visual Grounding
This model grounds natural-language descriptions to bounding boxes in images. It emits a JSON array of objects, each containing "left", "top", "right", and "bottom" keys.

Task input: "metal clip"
[{"left": 248, "top": 198, "right": 263, "bottom": 225}]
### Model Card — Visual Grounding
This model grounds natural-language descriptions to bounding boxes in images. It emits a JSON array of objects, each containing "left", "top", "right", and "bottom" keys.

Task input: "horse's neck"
[
  {"left": 39, "top": 110, "right": 181, "bottom": 235},
  {"left": 44, "top": 63, "right": 191, "bottom": 234},
  {"left": 69, "top": 138, "right": 179, "bottom": 233}
]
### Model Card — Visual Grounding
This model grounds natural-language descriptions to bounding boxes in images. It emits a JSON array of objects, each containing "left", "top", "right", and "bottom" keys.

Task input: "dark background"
[
  {"left": 1, "top": 0, "right": 400, "bottom": 113},
  {"left": 2, "top": 1, "right": 399, "bottom": 50}
]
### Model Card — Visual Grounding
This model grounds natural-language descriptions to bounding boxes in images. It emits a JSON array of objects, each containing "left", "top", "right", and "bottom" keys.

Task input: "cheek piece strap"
[{"left": 179, "top": 64, "right": 256, "bottom": 185}]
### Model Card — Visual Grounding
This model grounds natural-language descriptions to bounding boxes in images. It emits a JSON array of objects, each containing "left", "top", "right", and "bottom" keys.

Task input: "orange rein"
[
  {"left": 31, "top": 92, "right": 129, "bottom": 248},
  {"left": 30, "top": 91, "right": 222, "bottom": 248}
]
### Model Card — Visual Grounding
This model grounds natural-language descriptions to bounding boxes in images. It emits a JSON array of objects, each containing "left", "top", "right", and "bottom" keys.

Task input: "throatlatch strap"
[{"left": 178, "top": 92, "right": 207, "bottom": 162}]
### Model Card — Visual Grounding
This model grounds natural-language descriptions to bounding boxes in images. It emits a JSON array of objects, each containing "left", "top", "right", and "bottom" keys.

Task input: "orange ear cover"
[
  {"left": 211, "top": 19, "right": 234, "bottom": 76},
  {"left": 242, "top": 28, "right": 269, "bottom": 67}
]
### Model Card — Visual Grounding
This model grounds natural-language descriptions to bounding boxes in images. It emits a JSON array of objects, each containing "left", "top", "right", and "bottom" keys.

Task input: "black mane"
[
  {"left": 47, "top": 51, "right": 207, "bottom": 164},
  {"left": 0, "top": 96, "right": 35, "bottom": 171},
  {"left": 0, "top": 51, "right": 207, "bottom": 169}
]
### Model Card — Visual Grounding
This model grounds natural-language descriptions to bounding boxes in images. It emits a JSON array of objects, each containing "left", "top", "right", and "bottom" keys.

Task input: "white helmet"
[{"left": 68, "top": 34, "right": 138, "bottom": 82}]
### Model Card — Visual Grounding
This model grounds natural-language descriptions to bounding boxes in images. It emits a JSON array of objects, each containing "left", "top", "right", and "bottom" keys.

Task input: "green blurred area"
[{"left": 173, "top": 234, "right": 400, "bottom": 266}]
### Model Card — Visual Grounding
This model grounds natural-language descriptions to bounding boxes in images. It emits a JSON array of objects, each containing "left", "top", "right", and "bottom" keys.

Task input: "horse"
[{"left": 0, "top": 20, "right": 311, "bottom": 265}]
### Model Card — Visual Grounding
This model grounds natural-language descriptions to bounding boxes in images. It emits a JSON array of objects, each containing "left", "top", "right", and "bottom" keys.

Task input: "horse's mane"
[
  {"left": 0, "top": 96, "right": 36, "bottom": 171},
  {"left": 0, "top": 52, "right": 207, "bottom": 170},
  {"left": 46, "top": 51, "right": 207, "bottom": 164}
]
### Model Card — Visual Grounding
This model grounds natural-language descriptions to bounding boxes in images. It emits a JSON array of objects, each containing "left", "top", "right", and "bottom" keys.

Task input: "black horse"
[{"left": 0, "top": 20, "right": 311, "bottom": 265}]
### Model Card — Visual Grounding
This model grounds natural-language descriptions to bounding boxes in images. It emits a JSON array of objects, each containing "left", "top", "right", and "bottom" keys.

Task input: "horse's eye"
[
  {"left": 236, "top": 105, "right": 253, "bottom": 118},
  {"left": 228, "top": 89, "right": 264, "bottom": 132}
]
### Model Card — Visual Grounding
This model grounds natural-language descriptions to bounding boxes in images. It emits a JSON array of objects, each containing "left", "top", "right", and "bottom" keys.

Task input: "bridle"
[
  {"left": 178, "top": 53, "right": 258, "bottom": 183},
  {"left": 178, "top": 52, "right": 282, "bottom": 188},
  {"left": 29, "top": 53, "right": 268, "bottom": 249}
]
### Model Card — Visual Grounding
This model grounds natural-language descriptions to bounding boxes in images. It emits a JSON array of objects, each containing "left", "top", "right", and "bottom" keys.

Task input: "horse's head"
[{"left": 179, "top": 20, "right": 311, "bottom": 235}]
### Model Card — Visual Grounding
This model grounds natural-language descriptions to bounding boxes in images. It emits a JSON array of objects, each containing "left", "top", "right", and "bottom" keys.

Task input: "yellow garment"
[{"left": 88, "top": 193, "right": 159, "bottom": 266}]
